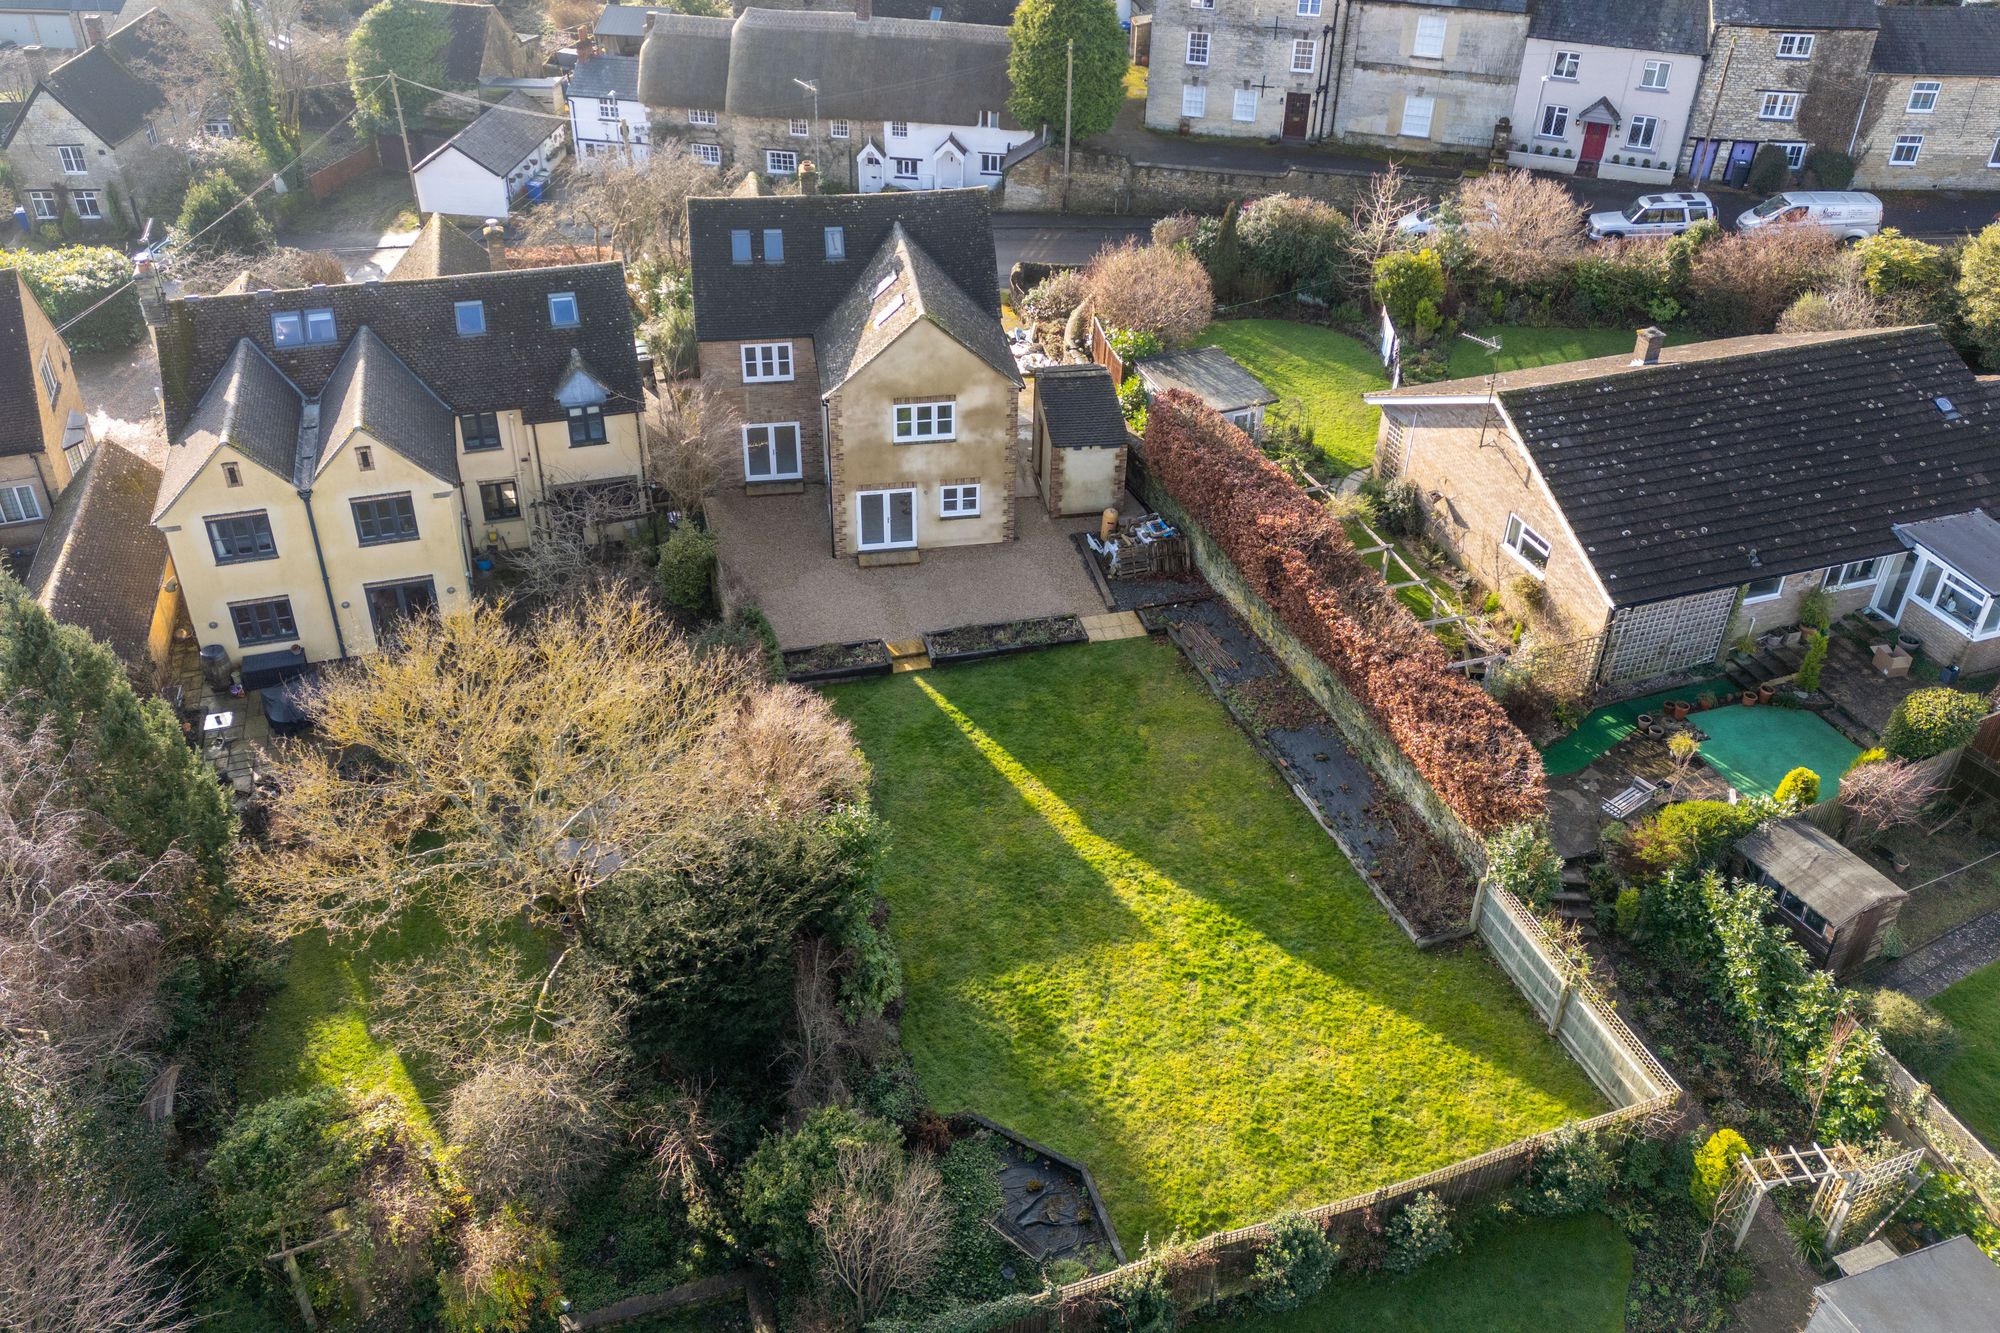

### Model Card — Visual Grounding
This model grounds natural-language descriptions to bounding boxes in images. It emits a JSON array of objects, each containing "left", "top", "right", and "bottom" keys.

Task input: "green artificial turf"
[
  {"left": 1192, "top": 320, "right": 1390, "bottom": 474},
  {"left": 1928, "top": 961, "right": 2000, "bottom": 1149},
  {"left": 1693, "top": 704, "right": 1861, "bottom": 801},
  {"left": 1447, "top": 326, "right": 1698, "bottom": 380},
  {"left": 1540, "top": 680, "right": 1728, "bottom": 776},
  {"left": 1206, "top": 1212, "right": 1632, "bottom": 1332},
  {"left": 827, "top": 639, "right": 1602, "bottom": 1243}
]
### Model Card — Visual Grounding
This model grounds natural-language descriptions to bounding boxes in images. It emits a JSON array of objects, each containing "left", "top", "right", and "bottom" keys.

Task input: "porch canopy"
[{"left": 1893, "top": 508, "right": 2000, "bottom": 638}]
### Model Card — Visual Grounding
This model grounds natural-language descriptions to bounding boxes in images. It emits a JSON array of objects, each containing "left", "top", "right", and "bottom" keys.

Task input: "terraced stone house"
[{"left": 1847, "top": 4, "right": 2000, "bottom": 192}]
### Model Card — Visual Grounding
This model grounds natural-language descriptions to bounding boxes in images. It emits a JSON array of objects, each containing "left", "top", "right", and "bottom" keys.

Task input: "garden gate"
[{"left": 1708, "top": 1143, "right": 1926, "bottom": 1261}]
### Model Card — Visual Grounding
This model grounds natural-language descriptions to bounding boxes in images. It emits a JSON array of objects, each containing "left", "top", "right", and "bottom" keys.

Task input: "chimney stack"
[
  {"left": 797, "top": 160, "right": 819, "bottom": 195},
  {"left": 483, "top": 218, "right": 506, "bottom": 269},
  {"left": 20, "top": 45, "right": 48, "bottom": 88},
  {"left": 576, "top": 34, "right": 598, "bottom": 62},
  {"left": 1633, "top": 326, "right": 1665, "bottom": 366},
  {"left": 855, "top": 0, "right": 871, "bottom": 20}
]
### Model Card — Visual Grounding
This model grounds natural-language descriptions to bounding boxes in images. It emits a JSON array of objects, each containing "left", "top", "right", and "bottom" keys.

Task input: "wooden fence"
[
  {"left": 307, "top": 142, "right": 379, "bottom": 201},
  {"left": 1088, "top": 316, "right": 1126, "bottom": 386}
]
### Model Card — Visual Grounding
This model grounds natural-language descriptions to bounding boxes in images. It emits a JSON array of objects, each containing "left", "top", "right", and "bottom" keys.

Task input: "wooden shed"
[
  {"left": 1030, "top": 364, "right": 1128, "bottom": 517},
  {"left": 1733, "top": 817, "right": 1906, "bottom": 980}
]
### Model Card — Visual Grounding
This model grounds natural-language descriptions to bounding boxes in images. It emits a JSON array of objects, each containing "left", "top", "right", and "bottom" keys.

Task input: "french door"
[{"left": 855, "top": 489, "right": 916, "bottom": 552}]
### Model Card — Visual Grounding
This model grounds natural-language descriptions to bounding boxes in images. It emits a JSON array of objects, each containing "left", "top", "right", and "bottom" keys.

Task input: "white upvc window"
[
  {"left": 742, "top": 422, "right": 802, "bottom": 481},
  {"left": 0, "top": 483, "right": 42, "bottom": 525},
  {"left": 1627, "top": 115, "right": 1658, "bottom": 150},
  {"left": 1233, "top": 88, "right": 1258, "bottom": 122},
  {"left": 26, "top": 190, "right": 55, "bottom": 220},
  {"left": 1742, "top": 574, "right": 1785, "bottom": 603},
  {"left": 1538, "top": 104, "right": 1569, "bottom": 139},
  {"left": 856, "top": 489, "right": 916, "bottom": 551},
  {"left": 765, "top": 149, "right": 798, "bottom": 174},
  {"left": 1400, "top": 94, "right": 1435, "bottom": 139},
  {"left": 890, "top": 120, "right": 909, "bottom": 137},
  {"left": 688, "top": 108, "right": 717, "bottom": 126},
  {"left": 598, "top": 98, "right": 620, "bottom": 121},
  {"left": 1908, "top": 80, "right": 1941, "bottom": 114},
  {"left": 1182, "top": 84, "right": 1206, "bottom": 118},
  {"left": 1191, "top": 0, "right": 1212, "bottom": 8},
  {"left": 1412, "top": 14, "right": 1446, "bottom": 59},
  {"left": 893, "top": 156, "right": 920, "bottom": 178},
  {"left": 1186, "top": 31, "right": 1209, "bottom": 66},
  {"left": 789, "top": 117, "right": 809, "bottom": 137},
  {"left": 980, "top": 151, "right": 1004, "bottom": 174},
  {"left": 830, "top": 119, "right": 850, "bottom": 138},
  {"left": 1551, "top": 50, "right": 1579, "bottom": 80},
  {"left": 692, "top": 142, "right": 722, "bottom": 166},
  {"left": 1502, "top": 513, "right": 1550, "bottom": 576},
  {"left": 71, "top": 190, "right": 102, "bottom": 220},
  {"left": 1640, "top": 60, "right": 1670, "bottom": 90},
  {"left": 1890, "top": 135, "right": 1923, "bottom": 166},
  {"left": 1297, "top": 0, "right": 1320, "bottom": 13},
  {"left": 1760, "top": 91, "right": 1799, "bottom": 122},
  {"left": 1826, "top": 558, "right": 1881, "bottom": 590},
  {"left": 740, "top": 342, "right": 794, "bottom": 382},
  {"left": 1780, "top": 141, "right": 1809, "bottom": 169},
  {"left": 939, "top": 484, "right": 981, "bottom": 518},
  {"left": 57, "top": 144, "right": 85, "bottom": 174},
  {"left": 1291, "top": 39, "right": 1315, "bottom": 74},
  {"left": 893, "top": 400, "right": 955, "bottom": 442},
  {"left": 1911, "top": 554, "right": 2000, "bottom": 637},
  {"left": 978, "top": 111, "right": 999, "bottom": 128},
  {"left": 1775, "top": 32, "right": 1814, "bottom": 60}
]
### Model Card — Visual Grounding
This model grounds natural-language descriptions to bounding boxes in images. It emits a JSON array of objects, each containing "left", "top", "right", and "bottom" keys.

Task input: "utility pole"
[
  {"left": 1062, "top": 38, "right": 1073, "bottom": 211},
  {"left": 388, "top": 71, "right": 414, "bottom": 191}
]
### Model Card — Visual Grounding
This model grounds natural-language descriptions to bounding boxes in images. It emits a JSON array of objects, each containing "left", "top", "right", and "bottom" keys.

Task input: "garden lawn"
[
  {"left": 1928, "top": 960, "right": 2000, "bottom": 1149},
  {"left": 1193, "top": 320, "right": 1389, "bottom": 474},
  {"left": 1448, "top": 326, "right": 1698, "bottom": 379},
  {"left": 1208, "top": 1212, "right": 1631, "bottom": 1332},
  {"left": 827, "top": 640, "right": 1602, "bottom": 1243}
]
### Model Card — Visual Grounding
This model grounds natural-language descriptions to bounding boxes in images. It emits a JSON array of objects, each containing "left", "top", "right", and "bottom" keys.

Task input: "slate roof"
[
  {"left": 1714, "top": 0, "right": 1878, "bottom": 32},
  {"left": 1527, "top": 0, "right": 1710, "bottom": 57},
  {"left": 594, "top": 4, "right": 665, "bottom": 38},
  {"left": 686, "top": 188, "right": 1001, "bottom": 344},
  {"left": 1035, "top": 364, "right": 1126, "bottom": 449},
  {"left": 1137, "top": 347, "right": 1277, "bottom": 414},
  {"left": 313, "top": 329, "right": 457, "bottom": 484},
  {"left": 1372, "top": 327, "right": 2000, "bottom": 607},
  {"left": 1872, "top": 6, "right": 2000, "bottom": 79},
  {"left": 388, "top": 214, "right": 495, "bottom": 281},
  {"left": 1736, "top": 817, "right": 1902, "bottom": 925},
  {"left": 0, "top": 0, "right": 127, "bottom": 11},
  {"left": 0, "top": 275, "right": 49, "bottom": 460},
  {"left": 24, "top": 6, "right": 168, "bottom": 147},
  {"left": 25, "top": 436, "right": 168, "bottom": 670},
  {"left": 156, "top": 262, "right": 640, "bottom": 444},
  {"left": 1373, "top": 0, "right": 1528, "bottom": 13},
  {"left": 639, "top": 8, "right": 1013, "bottom": 125},
  {"left": 813, "top": 223, "right": 1019, "bottom": 394},
  {"left": 568, "top": 52, "right": 640, "bottom": 100},
  {"left": 1809, "top": 1236, "right": 2000, "bottom": 1332},
  {"left": 1894, "top": 509, "right": 2000, "bottom": 593},
  {"left": 157, "top": 339, "right": 303, "bottom": 520},
  {"left": 418, "top": 91, "right": 556, "bottom": 175}
]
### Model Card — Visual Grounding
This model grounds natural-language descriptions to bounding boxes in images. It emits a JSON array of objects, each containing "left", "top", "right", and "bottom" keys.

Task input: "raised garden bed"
[
  {"left": 923, "top": 614, "right": 1087, "bottom": 667},
  {"left": 953, "top": 1111, "right": 1124, "bottom": 1267},
  {"left": 782, "top": 639, "right": 892, "bottom": 684}
]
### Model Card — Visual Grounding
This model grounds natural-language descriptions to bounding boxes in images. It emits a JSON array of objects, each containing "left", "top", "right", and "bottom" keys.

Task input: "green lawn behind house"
[
  {"left": 1207, "top": 1212, "right": 1632, "bottom": 1332},
  {"left": 1447, "top": 326, "right": 1699, "bottom": 380},
  {"left": 1928, "top": 960, "right": 2000, "bottom": 1149},
  {"left": 827, "top": 640, "right": 1602, "bottom": 1244},
  {"left": 1194, "top": 320, "right": 1390, "bottom": 474}
]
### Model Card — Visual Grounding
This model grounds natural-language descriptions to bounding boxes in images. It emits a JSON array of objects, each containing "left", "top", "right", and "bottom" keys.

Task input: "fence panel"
[{"left": 307, "top": 143, "right": 380, "bottom": 201}]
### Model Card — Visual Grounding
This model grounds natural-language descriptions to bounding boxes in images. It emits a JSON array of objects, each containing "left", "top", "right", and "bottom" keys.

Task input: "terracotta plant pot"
[
  {"left": 1741, "top": 690, "right": 1758, "bottom": 706},
  {"left": 1759, "top": 684, "right": 1776, "bottom": 704},
  {"left": 1666, "top": 700, "right": 1691, "bottom": 720},
  {"left": 1636, "top": 713, "right": 1655, "bottom": 729}
]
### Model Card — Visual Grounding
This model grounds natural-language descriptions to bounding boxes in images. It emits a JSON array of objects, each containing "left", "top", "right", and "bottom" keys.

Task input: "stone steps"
[{"left": 886, "top": 639, "right": 931, "bottom": 673}]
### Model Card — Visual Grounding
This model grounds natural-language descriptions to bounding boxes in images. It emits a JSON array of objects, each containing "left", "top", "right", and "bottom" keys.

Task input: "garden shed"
[
  {"left": 1732, "top": 816, "right": 1906, "bottom": 980},
  {"left": 1030, "top": 364, "right": 1128, "bottom": 517},
  {"left": 1805, "top": 1235, "right": 2000, "bottom": 1332},
  {"left": 1136, "top": 347, "right": 1276, "bottom": 438}
]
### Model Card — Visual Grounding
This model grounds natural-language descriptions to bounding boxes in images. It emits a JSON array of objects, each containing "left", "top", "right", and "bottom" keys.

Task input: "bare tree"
[
  {"left": 169, "top": 244, "right": 347, "bottom": 295},
  {"left": 512, "top": 153, "right": 726, "bottom": 267},
  {"left": 809, "top": 1140, "right": 948, "bottom": 1324},
  {"left": 1457, "top": 170, "right": 1584, "bottom": 288},
  {"left": 647, "top": 383, "right": 725, "bottom": 513},
  {"left": 1839, "top": 758, "right": 1939, "bottom": 847},
  {"left": 0, "top": 1170, "right": 193, "bottom": 1333},
  {"left": 785, "top": 937, "right": 854, "bottom": 1119},
  {"left": 494, "top": 487, "right": 648, "bottom": 612},
  {"left": 1350, "top": 166, "right": 1429, "bottom": 274},
  {"left": 445, "top": 1050, "right": 619, "bottom": 1212},
  {"left": 1777, "top": 270, "right": 1888, "bottom": 334},
  {"left": 1082, "top": 240, "right": 1214, "bottom": 347}
]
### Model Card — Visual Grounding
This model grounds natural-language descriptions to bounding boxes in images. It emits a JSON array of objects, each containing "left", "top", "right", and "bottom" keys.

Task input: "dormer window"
[
  {"left": 222, "top": 462, "right": 242, "bottom": 487},
  {"left": 548, "top": 291, "right": 580, "bottom": 327},
  {"left": 824, "top": 226, "right": 845, "bottom": 260},
  {"left": 456, "top": 300, "right": 486, "bottom": 336},
  {"left": 304, "top": 308, "right": 337, "bottom": 345}
]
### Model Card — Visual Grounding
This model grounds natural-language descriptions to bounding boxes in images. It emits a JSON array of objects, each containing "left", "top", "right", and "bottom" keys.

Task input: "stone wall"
[
  {"left": 1681, "top": 25, "right": 1877, "bottom": 173},
  {"left": 1144, "top": 0, "right": 1328, "bottom": 140},
  {"left": 1000, "top": 145, "right": 1372, "bottom": 214},
  {"left": 1853, "top": 73, "right": 2000, "bottom": 191}
]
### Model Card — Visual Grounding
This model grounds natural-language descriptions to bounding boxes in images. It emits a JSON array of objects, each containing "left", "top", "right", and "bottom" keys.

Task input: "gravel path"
[{"left": 1874, "top": 905, "right": 2000, "bottom": 999}]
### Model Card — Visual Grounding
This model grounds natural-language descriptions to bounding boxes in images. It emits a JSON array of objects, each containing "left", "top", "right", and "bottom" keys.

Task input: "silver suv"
[{"left": 1587, "top": 192, "right": 1716, "bottom": 241}]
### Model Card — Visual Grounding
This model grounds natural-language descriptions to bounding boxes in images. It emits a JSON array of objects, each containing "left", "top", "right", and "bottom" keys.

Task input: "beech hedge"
[{"left": 1142, "top": 390, "right": 1545, "bottom": 833}]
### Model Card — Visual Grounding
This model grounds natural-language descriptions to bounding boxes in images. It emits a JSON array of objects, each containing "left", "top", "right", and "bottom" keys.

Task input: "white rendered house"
[{"left": 569, "top": 52, "right": 650, "bottom": 167}]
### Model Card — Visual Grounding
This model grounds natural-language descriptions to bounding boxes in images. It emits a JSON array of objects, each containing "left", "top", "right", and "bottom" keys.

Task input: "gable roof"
[
  {"left": 568, "top": 52, "right": 640, "bottom": 100},
  {"left": 686, "top": 188, "right": 1001, "bottom": 344},
  {"left": 1737, "top": 817, "right": 1902, "bottom": 924},
  {"left": 1527, "top": 0, "right": 1710, "bottom": 57},
  {"left": 1714, "top": 0, "right": 1878, "bottom": 33},
  {"left": 1035, "top": 364, "right": 1126, "bottom": 448},
  {"left": 0, "top": 274, "right": 50, "bottom": 459},
  {"left": 313, "top": 328, "right": 457, "bottom": 484},
  {"left": 156, "top": 262, "right": 640, "bottom": 442},
  {"left": 388, "top": 214, "right": 495, "bottom": 281},
  {"left": 1872, "top": 6, "right": 2000, "bottom": 78},
  {"left": 156, "top": 339, "right": 303, "bottom": 520},
  {"left": 435, "top": 0, "right": 510, "bottom": 84},
  {"left": 635, "top": 11, "right": 732, "bottom": 107},
  {"left": 416, "top": 91, "right": 555, "bottom": 176},
  {"left": 26, "top": 6, "right": 169, "bottom": 146},
  {"left": 1137, "top": 347, "right": 1277, "bottom": 414},
  {"left": 1372, "top": 328, "right": 2000, "bottom": 608},
  {"left": 594, "top": 4, "right": 666, "bottom": 38},
  {"left": 25, "top": 435, "right": 168, "bottom": 669},
  {"left": 814, "top": 223, "right": 1018, "bottom": 394}
]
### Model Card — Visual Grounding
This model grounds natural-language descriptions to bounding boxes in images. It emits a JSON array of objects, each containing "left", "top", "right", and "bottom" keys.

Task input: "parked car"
[
  {"left": 1587, "top": 192, "right": 1715, "bottom": 240},
  {"left": 1395, "top": 200, "right": 1500, "bottom": 238},
  {"left": 1734, "top": 191, "right": 1883, "bottom": 242}
]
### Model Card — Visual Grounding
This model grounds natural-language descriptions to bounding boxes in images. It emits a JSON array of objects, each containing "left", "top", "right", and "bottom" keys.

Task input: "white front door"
[
  {"left": 859, "top": 153, "right": 885, "bottom": 192},
  {"left": 856, "top": 489, "right": 917, "bottom": 551},
  {"left": 938, "top": 152, "right": 963, "bottom": 188}
]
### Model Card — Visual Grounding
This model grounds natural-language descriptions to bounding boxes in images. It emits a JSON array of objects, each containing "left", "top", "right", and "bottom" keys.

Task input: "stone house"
[
  {"left": 148, "top": 259, "right": 647, "bottom": 666},
  {"left": 1364, "top": 326, "right": 2000, "bottom": 684},
  {"left": 0, "top": 268, "right": 92, "bottom": 561},
  {"left": 1326, "top": 0, "right": 1531, "bottom": 152},
  {"left": 686, "top": 188, "right": 1022, "bottom": 562},
  {"left": 1142, "top": 0, "right": 1339, "bottom": 141},
  {"left": 1502, "top": 0, "right": 1709, "bottom": 186},
  {"left": 568, "top": 50, "right": 649, "bottom": 166},
  {"left": 1681, "top": 0, "right": 1879, "bottom": 188},
  {"left": 1847, "top": 5, "right": 2000, "bottom": 192},
  {"left": 637, "top": 7, "right": 1033, "bottom": 191}
]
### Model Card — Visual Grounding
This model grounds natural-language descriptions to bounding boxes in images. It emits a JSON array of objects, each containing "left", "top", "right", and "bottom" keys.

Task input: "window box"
[
  {"left": 781, "top": 638, "right": 893, "bottom": 684},
  {"left": 921, "top": 614, "right": 1088, "bottom": 667}
]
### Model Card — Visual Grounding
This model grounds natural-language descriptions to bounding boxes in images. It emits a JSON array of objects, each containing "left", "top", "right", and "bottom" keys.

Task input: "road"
[{"left": 993, "top": 213, "right": 1155, "bottom": 279}]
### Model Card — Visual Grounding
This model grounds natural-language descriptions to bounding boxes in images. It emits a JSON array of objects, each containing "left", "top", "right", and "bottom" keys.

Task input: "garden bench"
[{"left": 1601, "top": 776, "right": 1659, "bottom": 820}]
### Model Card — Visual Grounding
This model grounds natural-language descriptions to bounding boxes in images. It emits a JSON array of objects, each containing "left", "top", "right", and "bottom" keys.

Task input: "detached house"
[
  {"left": 638, "top": 8, "right": 1033, "bottom": 191},
  {"left": 1847, "top": 5, "right": 2000, "bottom": 192},
  {"left": 412, "top": 91, "right": 569, "bottom": 218},
  {"left": 149, "top": 260, "right": 646, "bottom": 665},
  {"left": 687, "top": 188, "right": 1021, "bottom": 561},
  {"left": 1365, "top": 326, "right": 2000, "bottom": 684}
]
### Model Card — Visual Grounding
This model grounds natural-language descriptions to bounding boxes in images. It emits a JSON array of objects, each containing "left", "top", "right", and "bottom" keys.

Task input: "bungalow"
[
  {"left": 1364, "top": 326, "right": 2000, "bottom": 684},
  {"left": 412, "top": 92, "right": 568, "bottom": 219},
  {"left": 686, "top": 187, "right": 1021, "bottom": 561}
]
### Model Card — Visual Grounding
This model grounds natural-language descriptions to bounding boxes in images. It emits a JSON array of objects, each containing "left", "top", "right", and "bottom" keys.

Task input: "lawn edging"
[
  {"left": 922, "top": 614, "right": 1089, "bottom": 667},
  {"left": 782, "top": 639, "right": 893, "bottom": 685},
  {"left": 954, "top": 1110, "right": 1127, "bottom": 1265}
]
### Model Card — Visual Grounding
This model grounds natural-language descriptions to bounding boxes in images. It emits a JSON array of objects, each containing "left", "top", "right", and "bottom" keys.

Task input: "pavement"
[{"left": 1874, "top": 904, "right": 2000, "bottom": 999}]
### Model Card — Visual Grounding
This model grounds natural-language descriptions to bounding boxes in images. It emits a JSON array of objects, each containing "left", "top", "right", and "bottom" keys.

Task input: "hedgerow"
[
  {"left": 1141, "top": 390, "right": 1544, "bottom": 833},
  {"left": 0, "top": 246, "right": 144, "bottom": 352}
]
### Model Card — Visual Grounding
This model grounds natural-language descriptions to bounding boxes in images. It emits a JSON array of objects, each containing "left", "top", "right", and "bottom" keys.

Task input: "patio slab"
[{"left": 709, "top": 484, "right": 1114, "bottom": 649}]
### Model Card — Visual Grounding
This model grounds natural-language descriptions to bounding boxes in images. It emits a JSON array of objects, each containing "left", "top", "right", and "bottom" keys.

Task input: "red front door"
[{"left": 1580, "top": 122, "right": 1610, "bottom": 168}]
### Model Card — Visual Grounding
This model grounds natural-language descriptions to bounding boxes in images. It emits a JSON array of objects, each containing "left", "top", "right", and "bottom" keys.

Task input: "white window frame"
[
  {"left": 1551, "top": 50, "right": 1579, "bottom": 81},
  {"left": 1775, "top": 32, "right": 1814, "bottom": 60},
  {"left": 26, "top": 190, "right": 55, "bottom": 221},
  {"left": 1907, "top": 80, "right": 1940, "bottom": 114},
  {"left": 1182, "top": 83, "right": 1206, "bottom": 118},
  {"left": 1627, "top": 115, "right": 1658, "bottom": 151},
  {"left": 740, "top": 341, "right": 794, "bottom": 383},
  {"left": 1640, "top": 60, "right": 1670, "bottom": 91},
  {"left": 1913, "top": 554, "right": 1998, "bottom": 638},
  {"left": 741, "top": 421, "right": 802, "bottom": 482},
  {"left": 939, "top": 484, "right": 981, "bottom": 518},
  {"left": 56, "top": 144, "right": 85, "bottom": 174},
  {"left": 1291, "top": 40, "right": 1315, "bottom": 74},
  {"left": 204, "top": 118, "right": 233, "bottom": 137},
  {"left": 0, "top": 483, "right": 42, "bottom": 525},
  {"left": 764, "top": 149, "right": 798, "bottom": 175},
  {"left": 688, "top": 108, "right": 717, "bottom": 126},
  {"left": 1742, "top": 574, "right": 1786, "bottom": 603},
  {"left": 980, "top": 151, "right": 1004, "bottom": 175},
  {"left": 1780, "top": 141, "right": 1809, "bottom": 170},
  {"left": 1186, "top": 31, "right": 1209, "bottom": 66},
  {"left": 1297, "top": 0, "right": 1320, "bottom": 14},
  {"left": 1760, "top": 91, "right": 1799, "bottom": 122},
  {"left": 37, "top": 348, "right": 58, "bottom": 403},
  {"left": 70, "top": 190, "right": 102, "bottom": 220},
  {"left": 1538, "top": 104, "right": 1569, "bottom": 140},
  {"left": 1400, "top": 94, "right": 1435, "bottom": 139},
  {"left": 1191, "top": 0, "right": 1213, "bottom": 8},
  {"left": 890, "top": 120, "right": 909, "bottom": 137},
  {"left": 692, "top": 142, "right": 722, "bottom": 166},
  {"left": 1890, "top": 135, "right": 1923, "bottom": 166},
  {"left": 977, "top": 111, "right": 999, "bottom": 128},
  {"left": 1502, "top": 513, "right": 1551, "bottom": 577},
  {"left": 598, "top": 98, "right": 620, "bottom": 122},
  {"left": 547, "top": 291, "right": 579, "bottom": 327},
  {"left": 893, "top": 400, "right": 955, "bottom": 442},
  {"left": 1826, "top": 558, "right": 1881, "bottom": 591},
  {"left": 830, "top": 119, "right": 850, "bottom": 139},
  {"left": 893, "top": 156, "right": 920, "bottom": 179},
  {"left": 855, "top": 488, "right": 917, "bottom": 552},
  {"left": 1233, "top": 87, "right": 1258, "bottom": 122},
  {"left": 789, "top": 117, "right": 809, "bottom": 137},
  {"left": 1412, "top": 14, "right": 1446, "bottom": 59}
]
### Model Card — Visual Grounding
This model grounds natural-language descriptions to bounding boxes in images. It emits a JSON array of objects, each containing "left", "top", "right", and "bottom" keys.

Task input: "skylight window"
[
  {"left": 548, "top": 291, "right": 580, "bottom": 327},
  {"left": 1936, "top": 395, "right": 1961, "bottom": 419},
  {"left": 872, "top": 293, "right": 905, "bottom": 327}
]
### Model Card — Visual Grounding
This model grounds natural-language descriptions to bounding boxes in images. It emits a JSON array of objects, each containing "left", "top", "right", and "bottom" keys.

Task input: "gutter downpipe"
[
  {"left": 1319, "top": 0, "right": 1350, "bottom": 143},
  {"left": 1846, "top": 73, "right": 1874, "bottom": 157},
  {"left": 300, "top": 491, "right": 349, "bottom": 660}
]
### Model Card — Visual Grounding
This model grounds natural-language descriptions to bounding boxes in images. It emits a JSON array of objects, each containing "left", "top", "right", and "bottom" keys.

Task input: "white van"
[{"left": 1734, "top": 191, "right": 1883, "bottom": 242}]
